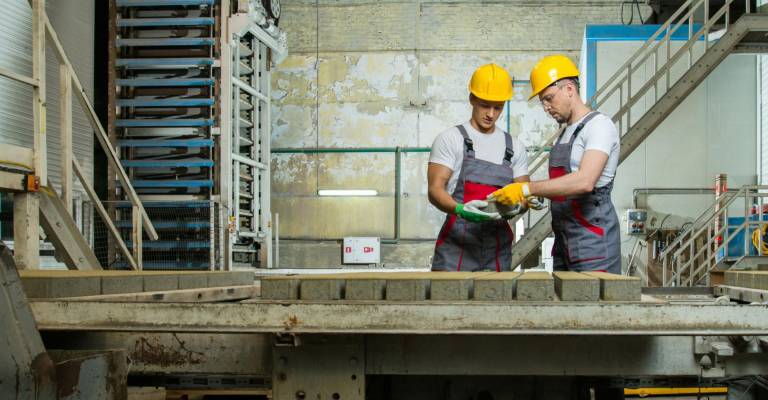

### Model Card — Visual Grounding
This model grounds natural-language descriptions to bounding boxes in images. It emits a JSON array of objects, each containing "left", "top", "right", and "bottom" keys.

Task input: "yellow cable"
[
  {"left": 752, "top": 224, "right": 768, "bottom": 256},
  {"left": 0, "top": 159, "right": 34, "bottom": 171}
]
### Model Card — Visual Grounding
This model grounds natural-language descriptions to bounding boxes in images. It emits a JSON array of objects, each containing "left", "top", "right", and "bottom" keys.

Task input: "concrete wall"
[{"left": 271, "top": 0, "right": 644, "bottom": 267}]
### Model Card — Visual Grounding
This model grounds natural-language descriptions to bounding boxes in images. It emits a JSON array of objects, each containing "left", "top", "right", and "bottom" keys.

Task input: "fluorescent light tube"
[{"left": 317, "top": 189, "right": 378, "bottom": 197}]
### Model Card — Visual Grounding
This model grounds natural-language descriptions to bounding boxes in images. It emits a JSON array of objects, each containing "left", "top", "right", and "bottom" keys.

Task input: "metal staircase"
[
  {"left": 660, "top": 185, "right": 768, "bottom": 286},
  {"left": 112, "top": 0, "right": 217, "bottom": 270},
  {"left": 510, "top": 0, "right": 768, "bottom": 268}
]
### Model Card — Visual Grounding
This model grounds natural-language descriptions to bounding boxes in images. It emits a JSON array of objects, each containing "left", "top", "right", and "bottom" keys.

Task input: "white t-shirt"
[
  {"left": 429, "top": 122, "right": 529, "bottom": 194},
  {"left": 557, "top": 112, "right": 619, "bottom": 188}
]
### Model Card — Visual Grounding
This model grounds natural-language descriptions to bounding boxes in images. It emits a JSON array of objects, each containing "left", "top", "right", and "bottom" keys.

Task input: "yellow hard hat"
[
  {"left": 468, "top": 63, "right": 513, "bottom": 102},
  {"left": 528, "top": 55, "right": 580, "bottom": 100}
]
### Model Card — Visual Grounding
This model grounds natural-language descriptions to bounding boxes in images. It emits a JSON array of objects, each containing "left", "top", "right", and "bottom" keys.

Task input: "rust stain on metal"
[
  {"left": 130, "top": 334, "right": 205, "bottom": 367},
  {"left": 284, "top": 314, "right": 300, "bottom": 330}
]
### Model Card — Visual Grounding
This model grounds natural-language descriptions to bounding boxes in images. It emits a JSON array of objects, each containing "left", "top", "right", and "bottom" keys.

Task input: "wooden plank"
[
  {"left": 516, "top": 271, "right": 555, "bottom": 301},
  {"left": 59, "top": 64, "right": 72, "bottom": 215},
  {"left": 582, "top": 272, "right": 642, "bottom": 301},
  {"left": 60, "top": 285, "right": 259, "bottom": 303},
  {"left": 553, "top": 272, "right": 600, "bottom": 301},
  {"left": 0, "top": 66, "right": 37, "bottom": 87},
  {"left": 0, "top": 143, "right": 34, "bottom": 171},
  {"left": 38, "top": 189, "right": 102, "bottom": 270},
  {"left": 473, "top": 272, "right": 522, "bottom": 301}
]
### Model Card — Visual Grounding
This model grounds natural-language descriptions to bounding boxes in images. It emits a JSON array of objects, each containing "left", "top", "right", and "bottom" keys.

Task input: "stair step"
[
  {"left": 117, "top": 38, "right": 215, "bottom": 47},
  {"left": 114, "top": 200, "right": 210, "bottom": 208},
  {"left": 122, "top": 159, "right": 214, "bottom": 168},
  {"left": 239, "top": 210, "right": 254, "bottom": 217},
  {"left": 117, "top": 78, "right": 215, "bottom": 87},
  {"left": 117, "top": 17, "right": 215, "bottom": 27},
  {"left": 117, "top": 139, "right": 213, "bottom": 147},
  {"left": 116, "top": 0, "right": 215, "bottom": 6},
  {"left": 116, "top": 58, "right": 214, "bottom": 68},
  {"left": 126, "top": 180, "right": 214, "bottom": 188},
  {"left": 239, "top": 62, "right": 253, "bottom": 75},
  {"left": 125, "top": 241, "right": 211, "bottom": 249},
  {"left": 239, "top": 192, "right": 254, "bottom": 199},
  {"left": 239, "top": 99, "right": 253, "bottom": 110},
  {"left": 115, "top": 221, "right": 211, "bottom": 229},
  {"left": 239, "top": 136, "right": 253, "bottom": 146},
  {"left": 117, "top": 98, "right": 214, "bottom": 107},
  {"left": 115, "top": 119, "right": 214, "bottom": 127},
  {"left": 240, "top": 173, "right": 254, "bottom": 181}
]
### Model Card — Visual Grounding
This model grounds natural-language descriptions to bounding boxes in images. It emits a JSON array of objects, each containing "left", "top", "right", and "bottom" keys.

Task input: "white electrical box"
[
  {"left": 626, "top": 208, "right": 648, "bottom": 235},
  {"left": 342, "top": 237, "right": 380, "bottom": 264}
]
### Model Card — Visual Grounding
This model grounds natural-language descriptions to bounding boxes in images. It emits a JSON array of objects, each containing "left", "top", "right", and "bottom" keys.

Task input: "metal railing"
[
  {"left": 661, "top": 185, "right": 768, "bottom": 287},
  {"left": 0, "top": 1, "right": 157, "bottom": 270}
]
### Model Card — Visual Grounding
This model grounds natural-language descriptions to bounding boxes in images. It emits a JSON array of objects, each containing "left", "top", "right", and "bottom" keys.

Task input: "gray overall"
[
  {"left": 548, "top": 112, "right": 621, "bottom": 274},
  {"left": 432, "top": 125, "right": 517, "bottom": 272}
]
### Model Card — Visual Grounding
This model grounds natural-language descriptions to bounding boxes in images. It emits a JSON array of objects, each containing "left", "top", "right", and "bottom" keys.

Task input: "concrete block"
[
  {"left": 582, "top": 272, "right": 642, "bottom": 301},
  {"left": 299, "top": 277, "right": 344, "bottom": 300},
  {"left": 553, "top": 272, "right": 600, "bottom": 301},
  {"left": 208, "top": 271, "right": 254, "bottom": 287},
  {"left": 428, "top": 272, "right": 480, "bottom": 301},
  {"left": 386, "top": 273, "right": 429, "bottom": 301},
  {"left": 516, "top": 272, "right": 555, "bottom": 301},
  {"left": 178, "top": 274, "right": 208, "bottom": 290},
  {"left": 142, "top": 274, "right": 179, "bottom": 292},
  {"left": 21, "top": 276, "right": 101, "bottom": 298},
  {"left": 473, "top": 272, "right": 521, "bottom": 301},
  {"left": 101, "top": 275, "right": 143, "bottom": 295},
  {"left": 344, "top": 273, "right": 386, "bottom": 300},
  {"left": 260, "top": 277, "right": 300, "bottom": 300}
]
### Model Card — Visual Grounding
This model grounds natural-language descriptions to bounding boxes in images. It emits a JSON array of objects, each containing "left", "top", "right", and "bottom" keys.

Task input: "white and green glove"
[{"left": 454, "top": 200, "right": 502, "bottom": 223}]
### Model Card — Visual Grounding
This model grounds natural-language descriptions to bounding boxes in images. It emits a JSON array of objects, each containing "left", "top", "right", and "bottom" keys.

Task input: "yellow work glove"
[{"left": 490, "top": 182, "right": 530, "bottom": 206}]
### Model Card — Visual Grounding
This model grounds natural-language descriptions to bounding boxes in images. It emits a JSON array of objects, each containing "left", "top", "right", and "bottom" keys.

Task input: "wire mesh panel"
[{"left": 86, "top": 200, "right": 225, "bottom": 270}]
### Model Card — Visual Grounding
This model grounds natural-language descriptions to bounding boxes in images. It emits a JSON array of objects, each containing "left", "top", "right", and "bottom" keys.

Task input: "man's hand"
[
  {"left": 455, "top": 200, "right": 501, "bottom": 222},
  {"left": 526, "top": 196, "right": 547, "bottom": 210},
  {"left": 490, "top": 182, "right": 530, "bottom": 206}
]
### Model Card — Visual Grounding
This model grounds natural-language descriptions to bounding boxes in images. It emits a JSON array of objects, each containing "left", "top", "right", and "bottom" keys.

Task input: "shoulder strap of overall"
[
  {"left": 502, "top": 130, "right": 514, "bottom": 166},
  {"left": 568, "top": 111, "right": 601, "bottom": 144},
  {"left": 456, "top": 124, "right": 475, "bottom": 158}
]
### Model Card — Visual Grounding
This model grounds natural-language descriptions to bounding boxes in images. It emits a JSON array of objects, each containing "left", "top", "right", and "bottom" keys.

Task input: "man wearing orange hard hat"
[
  {"left": 490, "top": 55, "right": 621, "bottom": 274},
  {"left": 428, "top": 63, "right": 531, "bottom": 272}
]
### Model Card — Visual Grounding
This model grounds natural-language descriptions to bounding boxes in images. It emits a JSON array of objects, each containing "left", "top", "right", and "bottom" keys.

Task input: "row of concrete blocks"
[
  {"left": 19, "top": 270, "right": 255, "bottom": 298},
  {"left": 724, "top": 270, "right": 768, "bottom": 291},
  {"left": 261, "top": 271, "right": 642, "bottom": 302}
]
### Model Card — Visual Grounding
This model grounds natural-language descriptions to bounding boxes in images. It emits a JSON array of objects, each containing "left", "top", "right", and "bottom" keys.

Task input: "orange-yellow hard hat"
[
  {"left": 529, "top": 55, "right": 580, "bottom": 100},
  {"left": 468, "top": 63, "right": 513, "bottom": 102}
]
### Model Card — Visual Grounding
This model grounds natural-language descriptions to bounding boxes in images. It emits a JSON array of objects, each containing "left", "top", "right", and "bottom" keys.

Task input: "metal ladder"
[
  {"left": 510, "top": 0, "right": 768, "bottom": 268},
  {"left": 111, "top": 0, "right": 217, "bottom": 270},
  {"left": 661, "top": 185, "right": 768, "bottom": 287}
]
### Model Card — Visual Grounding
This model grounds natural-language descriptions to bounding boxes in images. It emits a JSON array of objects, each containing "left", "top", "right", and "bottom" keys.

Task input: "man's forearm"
[
  {"left": 428, "top": 187, "right": 458, "bottom": 214},
  {"left": 528, "top": 170, "right": 594, "bottom": 198}
]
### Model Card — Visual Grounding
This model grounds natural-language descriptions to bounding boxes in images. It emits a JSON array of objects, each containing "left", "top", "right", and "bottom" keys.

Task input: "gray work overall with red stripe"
[
  {"left": 549, "top": 112, "right": 621, "bottom": 274},
  {"left": 432, "top": 125, "right": 516, "bottom": 272}
]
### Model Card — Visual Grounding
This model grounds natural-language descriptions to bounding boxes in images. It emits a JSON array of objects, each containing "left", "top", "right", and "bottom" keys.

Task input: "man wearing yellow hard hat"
[
  {"left": 491, "top": 55, "right": 621, "bottom": 274},
  {"left": 428, "top": 63, "right": 530, "bottom": 271}
]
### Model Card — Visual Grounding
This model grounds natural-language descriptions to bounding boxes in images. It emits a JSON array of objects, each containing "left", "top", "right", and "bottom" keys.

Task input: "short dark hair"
[{"left": 557, "top": 77, "right": 580, "bottom": 93}]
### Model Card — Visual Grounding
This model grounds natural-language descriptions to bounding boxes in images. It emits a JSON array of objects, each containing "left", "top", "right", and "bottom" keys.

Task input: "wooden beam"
[
  {"left": 43, "top": 16, "right": 158, "bottom": 241},
  {"left": 73, "top": 158, "right": 138, "bottom": 270},
  {"left": 132, "top": 206, "right": 143, "bottom": 270},
  {"left": 0, "top": 143, "right": 34, "bottom": 172},
  {"left": 0, "top": 67, "right": 37, "bottom": 87},
  {"left": 13, "top": 193, "right": 40, "bottom": 269},
  {"left": 59, "top": 64, "right": 72, "bottom": 215},
  {"left": 60, "top": 285, "right": 259, "bottom": 303},
  {"left": 32, "top": 0, "right": 46, "bottom": 184}
]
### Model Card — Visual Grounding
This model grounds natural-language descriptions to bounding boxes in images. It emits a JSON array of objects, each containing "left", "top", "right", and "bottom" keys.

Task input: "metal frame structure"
[
  {"left": 510, "top": 0, "right": 768, "bottom": 268},
  {"left": 0, "top": 0, "right": 157, "bottom": 271}
]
